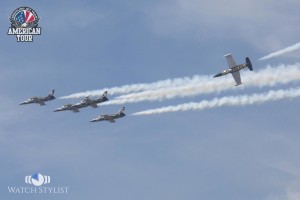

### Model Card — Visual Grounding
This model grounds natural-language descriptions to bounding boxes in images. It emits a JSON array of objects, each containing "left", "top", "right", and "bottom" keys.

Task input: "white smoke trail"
[
  {"left": 259, "top": 42, "right": 300, "bottom": 61},
  {"left": 61, "top": 43, "right": 300, "bottom": 100},
  {"left": 101, "top": 63, "right": 300, "bottom": 105},
  {"left": 132, "top": 87, "right": 300, "bottom": 115},
  {"left": 59, "top": 75, "right": 207, "bottom": 99}
]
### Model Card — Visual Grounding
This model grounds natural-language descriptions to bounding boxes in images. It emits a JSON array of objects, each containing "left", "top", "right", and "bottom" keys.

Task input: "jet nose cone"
[
  {"left": 19, "top": 102, "right": 25, "bottom": 105},
  {"left": 53, "top": 109, "right": 60, "bottom": 112},
  {"left": 213, "top": 73, "right": 222, "bottom": 78}
]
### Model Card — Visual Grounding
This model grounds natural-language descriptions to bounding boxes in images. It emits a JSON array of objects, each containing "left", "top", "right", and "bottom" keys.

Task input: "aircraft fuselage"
[
  {"left": 90, "top": 112, "right": 126, "bottom": 122},
  {"left": 214, "top": 63, "right": 247, "bottom": 77}
]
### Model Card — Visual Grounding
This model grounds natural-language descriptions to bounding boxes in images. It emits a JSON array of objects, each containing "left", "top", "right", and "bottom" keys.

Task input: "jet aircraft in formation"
[
  {"left": 90, "top": 107, "right": 126, "bottom": 123},
  {"left": 213, "top": 54, "right": 253, "bottom": 86},
  {"left": 53, "top": 104, "right": 82, "bottom": 113},
  {"left": 53, "top": 91, "right": 108, "bottom": 113},
  {"left": 19, "top": 54, "right": 253, "bottom": 123},
  {"left": 81, "top": 91, "right": 108, "bottom": 108},
  {"left": 20, "top": 90, "right": 55, "bottom": 106}
]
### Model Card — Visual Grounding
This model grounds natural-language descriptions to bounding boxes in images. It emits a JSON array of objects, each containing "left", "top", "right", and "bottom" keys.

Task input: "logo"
[
  {"left": 7, "top": 172, "right": 70, "bottom": 194},
  {"left": 7, "top": 7, "right": 41, "bottom": 42},
  {"left": 25, "top": 173, "right": 50, "bottom": 186}
]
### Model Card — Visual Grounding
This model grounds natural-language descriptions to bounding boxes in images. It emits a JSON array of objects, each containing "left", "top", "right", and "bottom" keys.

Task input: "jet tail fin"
[
  {"left": 246, "top": 57, "right": 253, "bottom": 71},
  {"left": 102, "top": 91, "right": 108, "bottom": 97},
  {"left": 119, "top": 107, "right": 125, "bottom": 114},
  {"left": 47, "top": 89, "right": 55, "bottom": 100},
  {"left": 49, "top": 89, "right": 55, "bottom": 96}
]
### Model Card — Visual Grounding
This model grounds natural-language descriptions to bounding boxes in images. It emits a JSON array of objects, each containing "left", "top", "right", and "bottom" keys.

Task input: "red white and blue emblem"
[
  {"left": 15, "top": 9, "right": 36, "bottom": 28},
  {"left": 8, "top": 7, "right": 41, "bottom": 42}
]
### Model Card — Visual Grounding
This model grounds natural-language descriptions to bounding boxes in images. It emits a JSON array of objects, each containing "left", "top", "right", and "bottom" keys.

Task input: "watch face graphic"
[{"left": 25, "top": 173, "right": 50, "bottom": 186}]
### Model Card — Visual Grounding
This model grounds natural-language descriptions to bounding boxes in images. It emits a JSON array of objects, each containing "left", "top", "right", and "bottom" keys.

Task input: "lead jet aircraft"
[
  {"left": 20, "top": 90, "right": 55, "bottom": 106},
  {"left": 81, "top": 91, "right": 108, "bottom": 108},
  {"left": 213, "top": 54, "right": 253, "bottom": 86},
  {"left": 90, "top": 107, "right": 126, "bottom": 123}
]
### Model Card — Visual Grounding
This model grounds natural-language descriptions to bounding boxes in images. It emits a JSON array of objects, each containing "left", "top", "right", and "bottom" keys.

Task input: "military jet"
[
  {"left": 53, "top": 91, "right": 108, "bottom": 113},
  {"left": 213, "top": 54, "right": 253, "bottom": 86},
  {"left": 81, "top": 91, "right": 108, "bottom": 108},
  {"left": 20, "top": 90, "right": 55, "bottom": 106},
  {"left": 90, "top": 107, "right": 126, "bottom": 123},
  {"left": 53, "top": 101, "right": 90, "bottom": 113},
  {"left": 53, "top": 104, "right": 81, "bottom": 113}
]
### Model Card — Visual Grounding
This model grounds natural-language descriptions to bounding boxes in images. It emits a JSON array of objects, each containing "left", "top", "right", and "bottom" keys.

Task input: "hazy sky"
[{"left": 1, "top": 0, "right": 300, "bottom": 199}]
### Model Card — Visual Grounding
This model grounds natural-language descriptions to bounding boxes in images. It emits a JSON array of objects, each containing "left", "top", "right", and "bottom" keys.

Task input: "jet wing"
[
  {"left": 72, "top": 109, "right": 80, "bottom": 113},
  {"left": 101, "top": 115, "right": 116, "bottom": 122},
  {"left": 225, "top": 54, "right": 237, "bottom": 68},
  {"left": 231, "top": 71, "right": 242, "bottom": 85},
  {"left": 83, "top": 98, "right": 92, "bottom": 104},
  {"left": 39, "top": 102, "right": 46, "bottom": 106},
  {"left": 90, "top": 103, "right": 98, "bottom": 108}
]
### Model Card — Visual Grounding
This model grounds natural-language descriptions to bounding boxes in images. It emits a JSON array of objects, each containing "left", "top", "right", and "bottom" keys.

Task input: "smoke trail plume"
[
  {"left": 60, "top": 75, "right": 207, "bottom": 99},
  {"left": 132, "top": 87, "right": 300, "bottom": 115},
  {"left": 101, "top": 63, "right": 300, "bottom": 105},
  {"left": 259, "top": 42, "right": 300, "bottom": 61}
]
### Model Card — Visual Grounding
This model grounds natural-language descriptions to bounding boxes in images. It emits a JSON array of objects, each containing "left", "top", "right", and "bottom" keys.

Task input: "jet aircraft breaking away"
[
  {"left": 213, "top": 54, "right": 253, "bottom": 86},
  {"left": 90, "top": 107, "right": 126, "bottom": 123},
  {"left": 53, "top": 91, "right": 108, "bottom": 113},
  {"left": 20, "top": 90, "right": 55, "bottom": 106}
]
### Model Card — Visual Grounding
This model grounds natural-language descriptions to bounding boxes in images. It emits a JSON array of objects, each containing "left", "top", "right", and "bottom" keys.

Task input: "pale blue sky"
[{"left": 1, "top": 0, "right": 300, "bottom": 199}]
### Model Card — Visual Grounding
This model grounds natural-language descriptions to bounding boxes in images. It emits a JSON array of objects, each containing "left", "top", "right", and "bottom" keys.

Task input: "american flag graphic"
[{"left": 15, "top": 10, "right": 35, "bottom": 24}]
